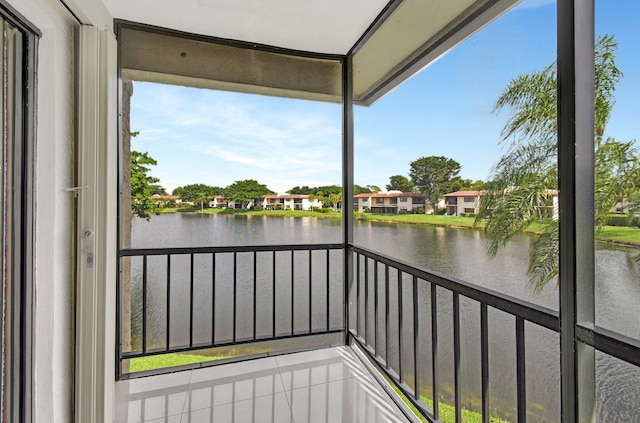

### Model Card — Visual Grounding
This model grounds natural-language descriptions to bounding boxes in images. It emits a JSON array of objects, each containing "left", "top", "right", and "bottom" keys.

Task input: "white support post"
[{"left": 75, "top": 25, "right": 117, "bottom": 423}]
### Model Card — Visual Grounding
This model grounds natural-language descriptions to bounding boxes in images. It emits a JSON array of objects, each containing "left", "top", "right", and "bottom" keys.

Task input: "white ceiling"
[{"left": 102, "top": 0, "right": 391, "bottom": 55}]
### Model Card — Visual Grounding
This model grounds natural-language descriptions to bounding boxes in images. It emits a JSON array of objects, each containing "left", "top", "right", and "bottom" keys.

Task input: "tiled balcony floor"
[{"left": 115, "top": 346, "right": 414, "bottom": 423}]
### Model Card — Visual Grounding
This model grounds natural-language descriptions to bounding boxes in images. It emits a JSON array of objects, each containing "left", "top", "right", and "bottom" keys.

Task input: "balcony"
[
  {"left": 109, "top": 2, "right": 638, "bottom": 423},
  {"left": 116, "top": 240, "right": 640, "bottom": 422},
  {"left": 8, "top": 0, "right": 640, "bottom": 421}
]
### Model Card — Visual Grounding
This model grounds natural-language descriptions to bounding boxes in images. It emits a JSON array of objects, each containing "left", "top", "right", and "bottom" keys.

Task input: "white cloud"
[{"left": 131, "top": 82, "right": 342, "bottom": 193}]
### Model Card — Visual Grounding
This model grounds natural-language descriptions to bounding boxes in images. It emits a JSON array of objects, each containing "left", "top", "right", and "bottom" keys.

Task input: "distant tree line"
[
  {"left": 287, "top": 184, "right": 379, "bottom": 196},
  {"left": 171, "top": 180, "right": 274, "bottom": 209}
]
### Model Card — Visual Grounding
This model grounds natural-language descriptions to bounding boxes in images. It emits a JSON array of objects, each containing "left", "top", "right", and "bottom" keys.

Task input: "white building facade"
[
  {"left": 354, "top": 191, "right": 429, "bottom": 214},
  {"left": 262, "top": 194, "right": 322, "bottom": 211}
]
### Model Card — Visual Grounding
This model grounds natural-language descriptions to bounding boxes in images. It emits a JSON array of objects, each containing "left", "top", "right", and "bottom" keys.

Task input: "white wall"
[
  {"left": 7, "top": 0, "right": 112, "bottom": 421},
  {"left": 9, "top": 2, "right": 77, "bottom": 420}
]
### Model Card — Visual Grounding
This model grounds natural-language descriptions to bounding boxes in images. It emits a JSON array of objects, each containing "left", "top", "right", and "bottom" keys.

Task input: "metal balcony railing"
[
  {"left": 117, "top": 243, "right": 344, "bottom": 377},
  {"left": 349, "top": 245, "right": 558, "bottom": 422},
  {"left": 117, "top": 243, "right": 640, "bottom": 422},
  {"left": 348, "top": 245, "right": 640, "bottom": 423}
]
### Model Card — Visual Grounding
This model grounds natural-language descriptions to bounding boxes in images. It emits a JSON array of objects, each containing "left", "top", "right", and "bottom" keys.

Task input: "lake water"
[{"left": 128, "top": 213, "right": 640, "bottom": 422}]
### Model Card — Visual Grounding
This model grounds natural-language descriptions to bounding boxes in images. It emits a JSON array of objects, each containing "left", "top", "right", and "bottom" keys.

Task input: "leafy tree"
[
  {"left": 288, "top": 185, "right": 342, "bottom": 197},
  {"left": 366, "top": 185, "right": 382, "bottom": 193},
  {"left": 309, "top": 191, "right": 328, "bottom": 208},
  {"left": 386, "top": 175, "right": 414, "bottom": 192},
  {"left": 479, "top": 35, "right": 640, "bottom": 290},
  {"left": 450, "top": 178, "right": 486, "bottom": 192},
  {"left": 150, "top": 184, "right": 168, "bottom": 196},
  {"left": 196, "top": 192, "right": 208, "bottom": 211},
  {"left": 596, "top": 139, "right": 640, "bottom": 226},
  {"left": 225, "top": 179, "right": 274, "bottom": 209},
  {"left": 354, "top": 185, "right": 372, "bottom": 195},
  {"left": 172, "top": 184, "right": 224, "bottom": 205},
  {"left": 288, "top": 186, "right": 312, "bottom": 195},
  {"left": 470, "top": 180, "right": 487, "bottom": 191},
  {"left": 409, "top": 156, "right": 461, "bottom": 212},
  {"left": 451, "top": 178, "right": 471, "bottom": 192},
  {"left": 386, "top": 175, "right": 412, "bottom": 192},
  {"left": 317, "top": 185, "right": 343, "bottom": 196},
  {"left": 329, "top": 193, "right": 342, "bottom": 209},
  {"left": 131, "top": 150, "right": 160, "bottom": 220}
]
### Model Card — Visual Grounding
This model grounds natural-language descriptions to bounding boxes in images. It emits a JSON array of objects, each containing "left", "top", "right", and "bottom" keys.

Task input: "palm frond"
[{"left": 527, "top": 222, "right": 559, "bottom": 292}]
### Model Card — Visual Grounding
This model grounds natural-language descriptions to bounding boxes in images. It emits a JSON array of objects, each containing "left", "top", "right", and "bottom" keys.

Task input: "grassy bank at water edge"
[{"left": 157, "top": 209, "right": 640, "bottom": 247}]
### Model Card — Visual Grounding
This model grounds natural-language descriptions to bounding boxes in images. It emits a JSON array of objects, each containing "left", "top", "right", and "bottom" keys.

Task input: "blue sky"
[{"left": 131, "top": 0, "right": 640, "bottom": 194}]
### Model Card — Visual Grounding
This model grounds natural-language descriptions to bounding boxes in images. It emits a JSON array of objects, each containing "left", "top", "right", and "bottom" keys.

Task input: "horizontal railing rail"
[
  {"left": 117, "top": 243, "right": 344, "bottom": 377},
  {"left": 119, "top": 243, "right": 344, "bottom": 257},
  {"left": 576, "top": 324, "right": 640, "bottom": 368}
]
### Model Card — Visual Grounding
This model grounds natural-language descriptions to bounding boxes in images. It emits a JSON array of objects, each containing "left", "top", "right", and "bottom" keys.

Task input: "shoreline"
[{"left": 158, "top": 208, "right": 640, "bottom": 248}]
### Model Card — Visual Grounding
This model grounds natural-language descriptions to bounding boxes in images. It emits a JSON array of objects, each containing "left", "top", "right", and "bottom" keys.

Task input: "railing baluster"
[
  {"left": 212, "top": 253, "right": 216, "bottom": 346},
  {"left": 309, "top": 249, "right": 312, "bottom": 334},
  {"left": 142, "top": 255, "right": 147, "bottom": 354},
  {"left": 481, "top": 303, "right": 489, "bottom": 423},
  {"left": 253, "top": 251, "right": 257, "bottom": 341},
  {"left": 364, "top": 257, "right": 369, "bottom": 345},
  {"left": 453, "top": 291, "right": 461, "bottom": 423},
  {"left": 356, "top": 252, "right": 361, "bottom": 337},
  {"left": 190, "top": 253, "right": 195, "bottom": 348},
  {"left": 398, "top": 268, "right": 403, "bottom": 382},
  {"left": 431, "top": 283, "right": 439, "bottom": 420},
  {"left": 516, "top": 316, "right": 526, "bottom": 423},
  {"left": 291, "top": 250, "right": 294, "bottom": 336},
  {"left": 374, "top": 260, "right": 379, "bottom": 355},
  {"left": 233, "top": 252, "right": 237, "bottom": 343},
  {"left": 166, "top": 255, "right": 171, "bottom": 351},
  {"left": 413, "top": 275, "right": 420, "bottom": 400},
  {"left": 272, "top": 250, "right": 276, "bottom": 338},
  {"left": 385, "top": 264, "right": 390, "bottom": 370},
  {"left": 326, "top": 248, "right": 330, "bottom": 332}
]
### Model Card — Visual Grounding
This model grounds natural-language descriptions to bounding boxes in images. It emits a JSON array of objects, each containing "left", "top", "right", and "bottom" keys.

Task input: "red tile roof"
[
  {"left": 443, "top": 190, "right": 484, "bottom": 197},
  {"left": 353, "top": 192, "right": 424, "bottom": 198}
]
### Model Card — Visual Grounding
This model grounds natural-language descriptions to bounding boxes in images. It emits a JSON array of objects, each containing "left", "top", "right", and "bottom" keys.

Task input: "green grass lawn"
[
  {"left": 129, "top": 352, "right": 224, "bottom": 372},
  {"left": 363, "top": 213, "right": 479, "bottom": 228},
  {"left": 390, "top": 384, "right": 510, "bottom": 423},
  {"left": 597, "top": 225, "right": 640, "bottom": 245},
  {"left": 159, "top": 206, "right": 200, "bottom": 213},
  {"left": 244, "top": 209, "right": 342, "bottom": 219}
]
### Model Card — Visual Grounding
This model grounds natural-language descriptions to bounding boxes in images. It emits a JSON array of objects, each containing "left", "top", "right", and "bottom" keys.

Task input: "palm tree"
[
  {"left": 329, "top": 193, "right": 342, "bottom": 210},
  {"left": 477, "top": 35, "right": 639, "bottom": 291},
  {"left": 196, "top": 192, "right": 207, "bottom": 212}
]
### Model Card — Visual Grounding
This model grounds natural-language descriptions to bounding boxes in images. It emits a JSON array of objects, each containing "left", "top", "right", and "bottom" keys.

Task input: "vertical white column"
[
  {"left": 342, "top": 56, "right": 354, "bottom": 343},
  {"left": 76, "top": 25, "right": 117, "bottom": 423}
]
